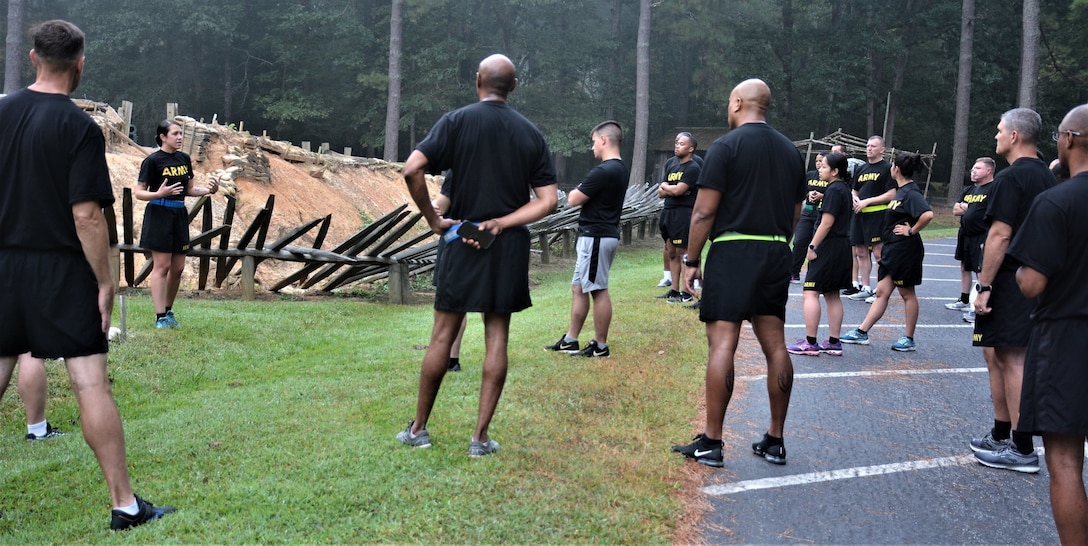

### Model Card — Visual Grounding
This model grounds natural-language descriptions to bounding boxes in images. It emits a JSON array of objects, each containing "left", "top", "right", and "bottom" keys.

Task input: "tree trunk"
[
  {"left": 4, "top": 0, "right": 25, "bottom": 93},
  {"left": 948, "top": 0, "right": 975, "bottom": 202},
  {"left": 223, "top": 53, "right": 233, "bottom": 123},
  {"left": 629, "top": 0, "right": 651, "bottom": 187},
  {"left": 1018, "top": 0, "right": 1040, "bottom": 109},
  {"left": 776, "top": 0, "right": 795, "bottom": 126},
  {"left": 383, "top": 0, "right": 404, "bottom": 162},
  {"left": 604, "top": 0, "right": 623, "bottom": 121}
]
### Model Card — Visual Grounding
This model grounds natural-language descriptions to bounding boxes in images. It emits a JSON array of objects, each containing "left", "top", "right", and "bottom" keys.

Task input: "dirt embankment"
[{"left": 105, "top": 123, "right": 441, "bottom": 290}]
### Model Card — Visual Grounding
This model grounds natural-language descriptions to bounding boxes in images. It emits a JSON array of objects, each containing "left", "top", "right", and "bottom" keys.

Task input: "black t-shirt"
[
  {"left": 697, "top": 123, "right": 806, "bottom": 238},
  {"left": 816, "top": 179, "right": 852, "bottom": 239},
  {"left": 1007, "top": 174, "right": 1088, "bottom": 320},
  {"left": 416, "top": 101, "right": 557, "bottom": 222},
  {"left": 575, "top": 158, "right": 628, "bottom": 238},
  {"left": 138, "top": 149, "right": 195, "bottom": 202},
  {"left": 959, "top": 181, "right": 994, "bottom": 237},
  {"left": 0, "top": 89, "right": 115, "bottom": 253},
  {"left": 985, "top": 157, "right": 1056, "bottom": 272},
  {"left": 661, "top": 156, "right": 700, "bottom": 209},
  {"left": 882, "top": 182, "right": 932, "bottom": 243},
  {"left": 805, "top": 169, "right": 829, "bottom": 207},
  {"left": 853, "top": 160, "right": 893, "bottom": 202}
]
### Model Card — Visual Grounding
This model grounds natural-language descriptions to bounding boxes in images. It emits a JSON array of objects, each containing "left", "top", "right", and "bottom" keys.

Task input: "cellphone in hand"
[{"left": 458, "top": 222, "right": 495, "bottom": 249}]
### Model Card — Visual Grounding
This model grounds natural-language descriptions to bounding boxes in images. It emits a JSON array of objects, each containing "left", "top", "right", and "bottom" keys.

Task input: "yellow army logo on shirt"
[
  {"left": 964, "top": 194, "right": 987, "bottom": 204},
  {"left": 160, "top": 165, "right": 190, "bottom": 177},
  {"left": 666, "top": 171, "right": 688, "bottom": 182},
  {"left": 856, "top": 172, "right": 882, "bottom": 185},
  {"left": 888, "top": 199, "right": 903, "bottom": 210}
]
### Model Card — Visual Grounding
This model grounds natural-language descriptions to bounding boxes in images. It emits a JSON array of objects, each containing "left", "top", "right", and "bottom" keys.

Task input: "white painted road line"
[
  {"left": 702, "top": 455, "right": 978, "bottom": 496},
  {"left": 784, "top": 323, "right": 974, "bottom": 329},
  {"left": 738, "top": 367, "right": 987, "bottom": 382}
]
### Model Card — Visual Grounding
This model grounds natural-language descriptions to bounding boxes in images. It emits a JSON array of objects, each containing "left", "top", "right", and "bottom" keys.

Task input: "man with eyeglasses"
[
  {"left": 969, "top": 108, "right": 1056, "bottom": 473},
  {"left": 1008, "top": 103, "right": 1088, "bottom": 545}
]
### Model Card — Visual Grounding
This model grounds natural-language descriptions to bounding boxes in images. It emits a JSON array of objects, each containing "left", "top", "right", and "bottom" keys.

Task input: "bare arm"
[
  {"left": 856, "top": 187, "right": 897, "bottom": 211},
  {"left": 133, "top": 179, "right": 184, "bottom": 201},
  {"left": 567, "top": 188, "right": 589, "bottom": 207},
  {"left": 72, "top": 201, "right": 115, "bottom": 333},
  {"left": 479, "top": 184, "right": 559, "bottom": 234},
  {"left": 657, "top": 182, "right": 691, "bottom": 198},
  {"left": 974, "top": 219, "right": 1014, "bottom": 314},
  {"left": 682, "top": 187, "right": 721, "bottom": 295},
  {"left": 1016, "top": 265, "right": 1048, "bottom": 299},
  {"left": 403, "top": 150, "right": 453, "bottom": 234}
]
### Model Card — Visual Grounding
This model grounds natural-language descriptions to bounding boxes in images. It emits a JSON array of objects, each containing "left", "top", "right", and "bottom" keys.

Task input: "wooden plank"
[
  {"left": 215, "top": 197, "right": 236, "bottom": 286},
  {"left": 122, "top": 188, "right": 135, "bottom": 286},
  {"left": 254, "top": 195, "right": 274, "bottom": 250},
  {"left": 241, "top": 256, "right": 256, "bottom": 301},
  {"left": 198, "top": 199, "right": 213, "bottom": 290},
  {"left": 219, "top": 207, "right": 271, "bottom": 278}
]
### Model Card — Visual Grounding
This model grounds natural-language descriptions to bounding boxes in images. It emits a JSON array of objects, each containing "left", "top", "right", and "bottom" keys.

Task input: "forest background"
[{"left": 3, "top": 0, "right": 1088, "bottom": 199}]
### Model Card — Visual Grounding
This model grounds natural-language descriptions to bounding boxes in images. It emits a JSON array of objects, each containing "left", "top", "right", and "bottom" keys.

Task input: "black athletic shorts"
[
  {"left": 700, "top": 240, "right": 791, "bottom": 323},
  {"left": 433, "top": 227, "right": 531, "bottom": 314},
  {"left": 140, "top": 203, "right": 191, "bottom": 253},
  {"left": 659, "top": 207, "right": 692, "bottom": 248},
  {"left": 0, "top": 250, "right": 109, "bottom": 359},
  {"left": 954, "top": 232, "right": 984, "bottom": 273},
  {"left": 850, "top": 210, "right": 884, "bottom": 247},
  {"left": 973, "top": 269, "right": 1034, "bottom": 347},
  {"left": 803, "top": 237, "right": 852, "bottom": 293},
  {"left": 1018, "top": 317, "right": 1088, "bottom": 435},
  {"left": 876, "top": 238, "right": 924, "bottom": 287}
]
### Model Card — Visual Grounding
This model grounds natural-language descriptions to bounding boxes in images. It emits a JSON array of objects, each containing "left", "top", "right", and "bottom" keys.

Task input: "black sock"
[
  {"left": 763, "top": 433, "right": 783, "bottom": 446},
  {"left": 960, "top": 292, "right": 969, "bottom": 304},
  {"left": 1012, "top": 431, "right": 1034, "bottom": 455},
  {"left": 829, "top": 337, "right": 840, "bottom": 344},
  {"left": 448, "top": 357, "right": 460, "bottom": 368},
  {"left": 857, "top": 328, "right": 868, "bottom": 335},
  {"left": 992, "top": 420, "right": 1012, "bottom": 441},
  {"left": 166, "top": 306, "right": 172, "bottom": 313},
  {"left": 806, "top": 336, "right": 817, "bottom": 345},
  {"left": 156, "top": 312, "right": 167, "bottom": 319}
]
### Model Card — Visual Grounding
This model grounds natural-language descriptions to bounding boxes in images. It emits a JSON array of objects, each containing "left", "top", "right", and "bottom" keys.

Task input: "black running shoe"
[
  {"left": 841, "top": 285, "right": 861, "bottom": 296},
  {"left": 447, "top": 362, "right": 462, "bottom": 372},
  {"left": 671, "top": 433, "right": 724, "bottom": 467},
  {"left": 25, "top": 422, "right": 66, "bottom": 442},
  {"left": 571, "top": 340, "right": 609, "bottom": 358},
  {"left": 656, "top": 289, "right": 680, "bottom": 299},
  {"left": 687, "top": 300, "right": 701, "bottom": 310},
  {"left": 752, "top": 433, "right": 787, "bottom": 465},
  {"left": 545, "top": 336, "right": 578, "bottom": 352},
  {"left": 110, "top": 495, "right": 176, "bottom": 531}
]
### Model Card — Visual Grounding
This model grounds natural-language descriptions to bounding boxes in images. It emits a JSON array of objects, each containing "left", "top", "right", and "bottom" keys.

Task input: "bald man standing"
[
  {"left": 400, "top": 54, "right": 559, "bottom": 457},
  {"left": 1008, "top": 104, "right": 1088, "bottom": 544},
  {"left": 671, "top": 79, "right": 806, "bottom": 467}
]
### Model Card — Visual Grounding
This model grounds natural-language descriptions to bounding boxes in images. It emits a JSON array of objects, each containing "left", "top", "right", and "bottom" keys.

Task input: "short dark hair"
[
  {"left": 893, "top": 151, "right": 923, "bottom": 178},
  {"left": 30, "top": 20, "right": 84, "bottom": 70},
  {"left": 592, "top": 120, "right": 623, "bottom": 145},
  {"left": 974, "top": 157, "right": 996, "bottom": 170},
  {"left": 676, "top": 132, "right": 697, "bottom": 150},
  {"left": 155, "top": 119, "right": 181, "bottom": 147}
]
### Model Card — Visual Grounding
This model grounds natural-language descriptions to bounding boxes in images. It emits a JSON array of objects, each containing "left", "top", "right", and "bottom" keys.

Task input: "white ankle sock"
[
  {"left": 115, "top": 499, "right": 140, "bottom": 515},
  {"left": 27, "top": 420, "right": 47, "bottom": 437}
]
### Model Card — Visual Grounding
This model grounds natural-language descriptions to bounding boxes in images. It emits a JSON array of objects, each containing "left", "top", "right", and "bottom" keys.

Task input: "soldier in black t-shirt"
[
  {"left": 399, "top": 54, "right": 559, "bottom": 457},
  {"left": 789, "top": 152, "right": 830, "bottom": 283},
  {"left": 134, "top": 119, "right": 218, "bottom": 330},
  {"left": 846, "top": 137, "right": 895, "bottom": 302},
  {"left": 0, "top": 19, "right": 174, "bottom": 530},
  {"left": 656, "top": 132, "right": 701, "bottom": 302},
  {"left": 546, "top": 121, "right": 628, "bottom": 358},
  {"left": 970, "top": 108, "right": 1056, "bottom": 474},
  {"left": 788, "top": 152, "right": 852, "bottom": 357},
  {"left": 1008, "top": 104, "right": 1088, "bottom": 543},
  {"left": 841, "top": 153, "right": 933, "bottom": 352},
  {"left": 670, "top": 79, "right": 805, "bottom": 468},
  {"left": 947, "top": 157, "right": 995, "bottom": 318}
]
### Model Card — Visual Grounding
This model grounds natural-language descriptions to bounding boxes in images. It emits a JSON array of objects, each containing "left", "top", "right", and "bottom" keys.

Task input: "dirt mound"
[{"left": 103, "top": 117, "right": 440, "bottom": 291}]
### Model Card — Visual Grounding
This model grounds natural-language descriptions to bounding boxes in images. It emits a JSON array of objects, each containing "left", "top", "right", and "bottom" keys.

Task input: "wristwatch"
[
  {"left": 682, "top": 254, "right": 700, "bottom": 267},
  {"left": 976, "top": 283, "right": 992, "bottom": 293},
  {"left": 808, "top": 244, "right": 817, "bottom": 251}
]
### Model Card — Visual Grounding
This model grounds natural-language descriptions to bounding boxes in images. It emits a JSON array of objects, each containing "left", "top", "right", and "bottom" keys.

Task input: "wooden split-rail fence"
[{"left": 107, "top": 184, "right": 665, "bottom": 304}]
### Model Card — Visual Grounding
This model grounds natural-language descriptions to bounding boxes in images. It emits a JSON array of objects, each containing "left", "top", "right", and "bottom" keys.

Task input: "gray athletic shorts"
[{"left": 571, "top": 236, "right": 619, "bottom": 292}]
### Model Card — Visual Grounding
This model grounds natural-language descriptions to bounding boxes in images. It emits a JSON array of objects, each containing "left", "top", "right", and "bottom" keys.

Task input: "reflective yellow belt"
[
  {"left": 712, "top": 231, "right": 788, "bottom": 244},
  {"left": 861, "top": 204, "right": 888, "bottom": 213}
]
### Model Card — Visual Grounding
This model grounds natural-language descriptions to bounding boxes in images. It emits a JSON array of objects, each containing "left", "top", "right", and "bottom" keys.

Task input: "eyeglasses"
[{"left": 1052, "top": 129, "right": 1083, "bottom": 141}]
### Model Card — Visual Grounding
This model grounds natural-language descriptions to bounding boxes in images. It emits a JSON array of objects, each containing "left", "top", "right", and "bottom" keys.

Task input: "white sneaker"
[
  {"left": 864, "top": 295, "right": 876, "bottom": 304},
  {"left": 848, "top": 287, "right": 874, "bottom": 301},
  {"left": 945, "top": 301, "right": 970, "bottom": 310},
  {"left": 656, "top": 278, "right": 672, "bottom": 288}
]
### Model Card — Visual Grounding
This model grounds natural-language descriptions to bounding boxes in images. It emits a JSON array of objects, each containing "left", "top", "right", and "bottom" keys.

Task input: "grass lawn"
[{"left": 0, "top": 240, "right": 712, "bottom": 543}]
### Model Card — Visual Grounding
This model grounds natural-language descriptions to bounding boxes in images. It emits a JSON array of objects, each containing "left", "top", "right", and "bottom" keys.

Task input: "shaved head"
[
  {"left": 477, "top": 54, "right": 518, "bottom": 98},
  {"left": 1061, "top": 104, "right": 1088, "bottom": 137},
  {"left": 728, "top": 79, "right": 771, "bottom": 128}
]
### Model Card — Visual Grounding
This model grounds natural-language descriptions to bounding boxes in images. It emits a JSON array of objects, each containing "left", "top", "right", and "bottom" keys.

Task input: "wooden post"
[
  {"left": 344, "top": 147, "right": 352, "bottom": 157},
  {"left": 562, "top": 230, "right": 572, "bottom": 258},
  {"left": 320, "top": 142, "right": 330, "bottom": 154},
  {"left": 538, "top": 233, "right": 550, "bottom": 264},
  {"left": 166, "top": 102, "right": 177, "bottom": 119},
  {"left": 120, "top": 100, "right": 133, "bottom": 140},
  {"left": 388, "top": 262, "right": 410, "bottom": 304},
  {"left": 301, "top": 141, "right": 311, "bottom": 152},
  {"left": 238, "top": 121, "right": 244, "bottom": 133},
  {"left": 109, "top": 247, "right": 121, "bottom": 290},
  {"left": 622, "top": 222, "right": 632, "bottom": 245},
  {"left": 637, "top": 220, "right": 646, "bottom": 240},
  {"left": 241, "top": 256, "right": 256, "bottom": 301}
]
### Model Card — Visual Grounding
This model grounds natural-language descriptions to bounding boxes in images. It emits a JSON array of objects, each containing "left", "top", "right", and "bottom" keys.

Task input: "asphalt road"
[{"left": 694, "top": 237, "right": 1060, "bottom": 544}]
